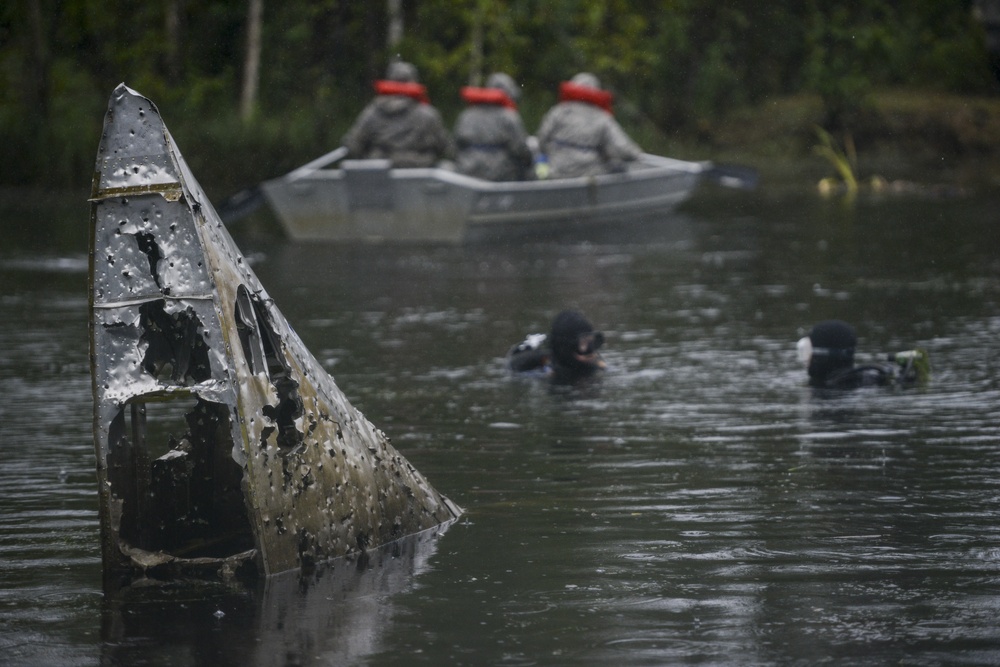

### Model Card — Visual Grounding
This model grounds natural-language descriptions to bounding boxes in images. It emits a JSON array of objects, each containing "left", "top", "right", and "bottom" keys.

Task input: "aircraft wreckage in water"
[{"left": 89, "top": 84, "right": 461, "bottom": 581}]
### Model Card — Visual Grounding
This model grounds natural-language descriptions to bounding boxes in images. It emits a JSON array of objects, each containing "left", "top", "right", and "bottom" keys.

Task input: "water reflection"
[{"left": 100, "top": 524, "right": 452, "bottom": 666}]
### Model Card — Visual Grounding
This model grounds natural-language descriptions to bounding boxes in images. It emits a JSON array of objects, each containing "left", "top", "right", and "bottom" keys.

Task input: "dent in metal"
[{"left": 89, "top": 84, "right": 461, "bottom": 581}]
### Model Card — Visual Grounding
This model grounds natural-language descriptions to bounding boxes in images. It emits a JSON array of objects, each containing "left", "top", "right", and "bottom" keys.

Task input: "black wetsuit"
[
  {"left": 507, "top": 310, "right": 605, "bottom": 384},
  {"left": 804, "top": 320, "right": 929, "bottom": 390}
]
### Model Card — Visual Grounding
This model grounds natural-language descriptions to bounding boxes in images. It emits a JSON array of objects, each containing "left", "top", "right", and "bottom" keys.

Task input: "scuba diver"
[
  {"left": 797, "top": 319, "right": 930, "bottom": 390},
  {"left": 507, "top": 310, "right": 606, "bottom": 384}
]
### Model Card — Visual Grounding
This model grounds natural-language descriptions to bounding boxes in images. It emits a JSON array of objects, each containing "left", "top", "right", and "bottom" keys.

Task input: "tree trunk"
[
  {"left": 164, "top": 0, "right": 182, "bottom": 84},
  {"left": 469, "top": 3, "right": 483, "bottom": 86},
  {"left": 364, "top": 3, "right": 380, "bottom": 83},
  {"left": 240, "top": 0, "right": 263, "bottom": 123},
  {"left": 387, "top": 0, "right": 403, "bottom": 49},
  {"left": 27, "top": 0, "right": 49, "bottom": 115}
]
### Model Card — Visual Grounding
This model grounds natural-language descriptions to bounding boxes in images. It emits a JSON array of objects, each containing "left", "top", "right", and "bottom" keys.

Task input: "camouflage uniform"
[
  {"left": 537, "top": 73, "right": 642, "bottom": 178},
  {"left": 342, "top": 62, "right": 453, "bottom": 168},
  {"left": 454, "top": 73, "right": 533, "bottom": 181}
]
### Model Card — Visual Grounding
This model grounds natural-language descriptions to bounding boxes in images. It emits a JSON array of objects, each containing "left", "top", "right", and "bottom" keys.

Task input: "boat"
[
  {"left": 259, "top": 148, "right": 756, "bottom": 243},
  {"left": 89, "top": 84, "right": 461, "bottom": 581}
]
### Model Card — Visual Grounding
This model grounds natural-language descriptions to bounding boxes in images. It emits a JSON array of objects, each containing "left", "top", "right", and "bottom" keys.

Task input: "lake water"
[{"left": 1, "top": 188, "right": 998, "bottom": 665}]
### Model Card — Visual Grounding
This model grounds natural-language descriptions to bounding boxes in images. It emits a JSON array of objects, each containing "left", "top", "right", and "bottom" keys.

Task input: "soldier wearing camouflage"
[
  {"left": 453, "top": 73, "right": 533, "bottom": 181},
  {"left": 537, "top": 72, "right": 642, "bottom": 178},
  {"left": 343, "top": 61, "right": 453, "bottom": 168}
]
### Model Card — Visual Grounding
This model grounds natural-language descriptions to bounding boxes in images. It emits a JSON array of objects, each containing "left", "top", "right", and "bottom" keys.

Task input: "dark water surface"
[{"left": 1, "top": 190, "right": 998, "bottom": 665}]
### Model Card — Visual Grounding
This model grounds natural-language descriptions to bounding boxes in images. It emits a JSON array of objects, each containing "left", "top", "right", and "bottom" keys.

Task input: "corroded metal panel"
[
  {"left": 89, "top": 84, "right": 460, "bottom": 580},
  {"left": 91, "top": 195, "right": 215, "bottom": 305}
]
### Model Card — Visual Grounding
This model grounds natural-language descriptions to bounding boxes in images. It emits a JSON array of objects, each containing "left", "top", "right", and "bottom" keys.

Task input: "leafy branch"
[{"left": 813, "top": 125, "right": 858, "bottom": 195}]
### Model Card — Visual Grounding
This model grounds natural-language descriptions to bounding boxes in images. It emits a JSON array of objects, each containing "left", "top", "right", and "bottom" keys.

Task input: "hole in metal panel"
[
  {"left": 107, "top": 397, "right": 253, "bottom": 559},
  {"left": 237, "top": 289, "right": 304, "bottom": 450},
  {"left": 138, "top": 299, "right": 212, "bottom": 384}
]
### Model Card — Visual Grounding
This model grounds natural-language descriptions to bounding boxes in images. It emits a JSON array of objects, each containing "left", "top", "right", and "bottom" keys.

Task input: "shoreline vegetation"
[
  {"left": 5, "top": 3, "right": 1000, "bottom": 230},
  {"left": 4, "top": 3, "right": 1000, "bottom": 203},
  {"left": 1, "top": 86, "right": 997, "bottom": 256},
  {"left": 1, "top": 87, "right": 997, "bottom": 247},
  {"left": 222, "top": 88, "right": 1000, "bottom": 200},
  {"left": 663, "top": 89, "right": 1000, "bottom": 196},
  {"left": 77, "top": 88, "right": 1000, "bottom": 199},
  {"left": 4, "top": 89, "right": 999, "bottom": 205}
]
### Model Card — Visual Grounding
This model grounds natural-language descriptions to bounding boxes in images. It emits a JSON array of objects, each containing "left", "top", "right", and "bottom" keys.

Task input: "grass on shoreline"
[{"left": 663, "top": 89, "right": 1000, "bottom": 193}]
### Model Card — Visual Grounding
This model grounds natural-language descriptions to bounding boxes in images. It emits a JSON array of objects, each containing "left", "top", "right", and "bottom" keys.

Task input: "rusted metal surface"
[{"left": 89, "top": 84, "right": 461, "bottom": 580}]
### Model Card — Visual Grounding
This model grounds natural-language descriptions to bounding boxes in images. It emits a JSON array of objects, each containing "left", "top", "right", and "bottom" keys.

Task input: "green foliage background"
[{"left": 0, "top": 0, "right": 995, "bottom": 193}]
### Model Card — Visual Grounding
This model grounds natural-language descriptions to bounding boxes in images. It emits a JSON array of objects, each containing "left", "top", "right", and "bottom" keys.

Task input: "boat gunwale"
[
  {"left": 266, "top": 154, "right": 708, "bottom": 195},
  {"left": 466, "top": 187, "right": 694, "bottom": 226}
]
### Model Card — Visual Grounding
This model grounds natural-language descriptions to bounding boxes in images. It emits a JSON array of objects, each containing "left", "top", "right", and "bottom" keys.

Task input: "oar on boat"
[
  {"left": 285, "top": 145, "right": 349, "bottom": 180},
  {"left": 641, "top": 153, "right": 759, "bottom": 191},
  {"left": 217, "top": 146, "right": 349, "bottom": 223},
  {"left": 701, "top": 162, "right": 759, "bottom": 190}
]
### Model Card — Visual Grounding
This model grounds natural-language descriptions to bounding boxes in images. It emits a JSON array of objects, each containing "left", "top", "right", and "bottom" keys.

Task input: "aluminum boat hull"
[{"left": 261, "top": 155, "right": 706, "bottom": 243}]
